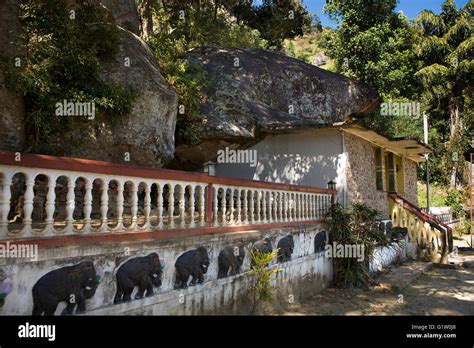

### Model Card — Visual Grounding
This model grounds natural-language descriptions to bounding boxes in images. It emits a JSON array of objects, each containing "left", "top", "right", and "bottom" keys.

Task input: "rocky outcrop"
[
  {"left": 174, "top": 47, "right": 380, "bottom": 168},
  {"left": 96, "top": 0, "right": 140, "bottom": 34},
  {"left": 0, "top": 0, "right": 26, "bottom": 151},
  {"left": 51, "top": 27, "right": 178, "bottom": 167},
  {"left": 0, "top": 1, "right": 177, "bottom": 167}
]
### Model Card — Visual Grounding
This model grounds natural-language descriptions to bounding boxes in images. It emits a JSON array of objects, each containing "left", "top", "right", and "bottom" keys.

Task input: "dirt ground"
[{"left": 283, "top": 247, "right": 474, "bottom": 316}]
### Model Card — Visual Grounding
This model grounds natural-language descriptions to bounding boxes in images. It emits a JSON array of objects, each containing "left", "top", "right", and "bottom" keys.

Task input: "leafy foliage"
[
  {"left": 232, "top": 0, "right": 314, "bottom": 49},
  {"left": 327, "top": 203, "right": 389, "bottom": 287},
  {"left": 0, "top": 0, "right": 135, "bottom": 149},
  {"left": 248, "top": 248, "right": 282, "bottom": 313}
]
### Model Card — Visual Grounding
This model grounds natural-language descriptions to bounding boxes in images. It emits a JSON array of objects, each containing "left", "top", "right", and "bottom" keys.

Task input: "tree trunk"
[
  {"left": 449, "top": 97, "right": 461, "bottom": 188},
  {"left": 214, "top": 0, "right": 219, "bottom": 20},
  {"left": 139, "top": 0, "right": 154, "bottom": 41}
]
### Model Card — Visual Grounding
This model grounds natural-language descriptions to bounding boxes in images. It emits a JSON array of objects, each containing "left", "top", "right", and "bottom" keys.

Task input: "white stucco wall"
[
  {"left": 215, "top": 128, "right": 347, "bottom": 202},
  {"left": 0, "top": 225, "right": 332, "bottom": 315}
]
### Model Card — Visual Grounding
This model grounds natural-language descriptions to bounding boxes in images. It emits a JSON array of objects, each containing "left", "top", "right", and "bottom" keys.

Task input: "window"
[
  {"left": 395, "top": 155, "right": 405, "bottom": 193},
  {"left": 374, "top": 147, "right": 384, "bottom": 190},
  {"left": 386, "top": 152, "right": 396, "bottom": 192}
]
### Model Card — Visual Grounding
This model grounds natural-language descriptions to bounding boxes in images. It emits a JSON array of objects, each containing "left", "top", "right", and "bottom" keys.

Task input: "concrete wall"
[
  {"left": 369, "top": 236, "right": 417, "bottom": 273},
  {"left": 215, "top": 128, "right": 347, "bottom": 202},
  {"left": 0, "top": 224, "right": 332, "bottom": 315}
]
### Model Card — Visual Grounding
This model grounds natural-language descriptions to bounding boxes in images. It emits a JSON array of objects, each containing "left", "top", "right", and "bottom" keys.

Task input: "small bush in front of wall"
[
  {"left": 327, "top": 202, "right": 389, "bottom": 288},
  {"left": 248, "top": 248, "right": 282, "bottom": 314}
]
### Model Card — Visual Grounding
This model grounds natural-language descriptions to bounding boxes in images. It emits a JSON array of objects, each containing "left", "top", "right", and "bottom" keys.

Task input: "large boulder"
[
  {"left": 51, "top": 27, "right": 178, "bottom": 167},
  {"left": 173, "top": 47, "right": 379, "bottom": 169}
]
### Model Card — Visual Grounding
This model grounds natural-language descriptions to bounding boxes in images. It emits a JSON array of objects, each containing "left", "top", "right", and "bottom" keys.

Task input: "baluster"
[
  {"left": 82, "top": 180, "right": 92, "bottom": 233},
  {"left": 308, "top": 194, "right": 312, "bottom": 219},
  {"left": 242, "top": 190, "right": 248, "bottom": 223},
  {"left": 267, "top": 192, "right": 272, "bottom": 223},
  {"left": 316, "top": 195, "right": 320, "bottom": 219},
  {"left": 284, "top": 192, "right": 288, "bottom": 222},
  {"left": 115, "top": 181, "right": 124, "bottom": 231},
  {"left": 143, "top": 184, "right": 151, "bottom": 229},
  {"left": 294, "top": 193, "right": 298, "bottom": 221},
  {"left": 178, "top": 186, "right": 185, "bottom": 226},
  {"left": 236, "top": 189, "right": 241, "bottom": 223},
  {"left": 255, "top": 191, "right": 260, "bottom": 222},
  {"left": 222, "top": 188, "right": 228, "bottom": 224},
  {"left": 189, "top": 186, "right": 195, "bottom": 226},
  {"left": 62, "top": 178, "right": 75, "bottom": 234},
  {"left": 213, "top": 186, "right": 218, "bottom": 225},
  {"left": 303, "top": 194, "right": 307, "bottom": 220},
  {"left": 249, "top": 191, "right": 255, "bottom": 224},
  {"left": 228, "top": 189, "right": 234, "bottom": 223},
  {"left": 130, "top": 183, "right": 138, "bottom": 229},
  {"left": 270, "top": 192, "right": 274, "bottom": 222},
  {"left": 168, "top": 184, "right": 175, "bottom": 227},
  {"left": 199, "top": 186, "right": 205, "bottom": 225},
  {"left": 272, "top": 192, "right": 276, "bottom": 222},
  {"left": 0, "top": 174, "right": 12, "bottom": 236},
  {"left": 278, "top": 191, "right": 283, "bottom": 222},
  {"left": 157, "top": 184, "right": 163, "bottom": 228},
  {"left": 100, "top": 181, "right": 109, "bottom": 231},
  {"left": 300, "top": 193, "right": 304, "bottom": 220},
  {"left": 262, "top": 191, "right": 267, "bottom": 222}
]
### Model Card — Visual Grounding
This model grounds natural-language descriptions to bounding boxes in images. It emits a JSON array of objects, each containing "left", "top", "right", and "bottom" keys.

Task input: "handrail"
[
  {"left": 0, "top": 150, "right": 335, "bottom": 195},
  {"left": 389, "top": 193, "right": 453, "bottom": 234},
  {"left": 388, "top": 192, "right": 453, "bottom": 263}
]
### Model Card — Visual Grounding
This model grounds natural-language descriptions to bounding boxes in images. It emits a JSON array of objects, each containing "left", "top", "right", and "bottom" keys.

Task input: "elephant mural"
[
  {"left": 174, "top": 246, "right": 209, "bottom": 289},
  {"left": 218, "top": 244, "right": 245, "bottom": 278},
  {"left": 114, "top": 252, "right": 164, "bottom": 304},
  {"left": 277, "top": 235, "right": 294, "bottom": 263},
  {"left": 32, "top": 261, "right": 100, "bottom": 315},
  {"left": 314, "top": 231, "right": 327, "bottom": 253},
  {"left": 250, "top": 238, "right": 273, "bottom": 268}
]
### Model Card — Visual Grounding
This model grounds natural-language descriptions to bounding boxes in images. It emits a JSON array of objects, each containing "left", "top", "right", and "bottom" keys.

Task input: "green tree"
[
  {"left": 232, "top": 0, "right": 314, "bottom": 49},
  {"left": 321, "top": 0, "right": 418, "bottom": 99},
  {"left": 413, "top": 0, "right": 473, "bottom": 187}
]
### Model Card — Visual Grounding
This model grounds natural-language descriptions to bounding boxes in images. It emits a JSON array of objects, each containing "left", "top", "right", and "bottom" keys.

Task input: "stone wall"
[
  {"left": 400, "top": 160, "right": 418, "bottom": 206},
  {"left": 344, "top": 132, "right": 420, "bottom": 217},
  {"left": 344, "top": 132, "right": 389, "bottom": 217},
  {"left": 0, "top": 224, "right": 332, "bottom": 315}
]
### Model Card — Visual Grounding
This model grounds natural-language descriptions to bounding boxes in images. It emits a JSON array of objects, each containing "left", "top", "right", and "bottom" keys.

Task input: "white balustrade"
[{"left": 0, "top": 162, "right": 334, "bottom": 239}]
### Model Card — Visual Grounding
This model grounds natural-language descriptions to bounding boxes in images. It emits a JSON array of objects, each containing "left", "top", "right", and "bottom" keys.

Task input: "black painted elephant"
[
  {"left": 32, "top": 261, "right": 99, "bottom": 316},
  {"left": 277, "top": 235, "right": 294, "bottom": 263},
  {"left": 314, "top": 231, "right": 327, "bottom": 253},
  {"left": 174, "top": 247, "right": 209, "bottom": 289},
  {"left": 218, "top": 244, "right": 245, "bottom": 278},
  {"left": 250, "top": 238, "right": 273, "bottom": 268},
  {"left": 114, "top": 252, "right": 163, "bottom": 304}
]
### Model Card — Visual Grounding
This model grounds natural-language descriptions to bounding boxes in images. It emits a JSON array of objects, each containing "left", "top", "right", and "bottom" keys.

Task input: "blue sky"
[{"left": 302, "top": 0, "right": 470, "bottom": 28}]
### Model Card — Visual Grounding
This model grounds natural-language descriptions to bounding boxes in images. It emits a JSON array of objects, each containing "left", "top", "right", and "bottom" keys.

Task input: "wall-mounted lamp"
[
  {"left": 203, "top": 161, "right": 216, "bottom": 177},
  {"left": 327, "top": 180, "right": 336, "bottom": 191}
]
